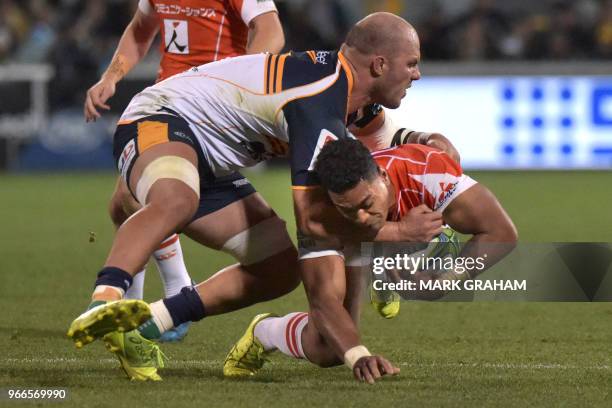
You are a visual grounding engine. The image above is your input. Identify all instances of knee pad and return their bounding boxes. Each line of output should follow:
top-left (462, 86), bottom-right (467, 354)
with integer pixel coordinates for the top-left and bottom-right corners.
top-left (221, 216), bottom-right (294, 265)
top-left (135, 156), bottom-right (200, 205)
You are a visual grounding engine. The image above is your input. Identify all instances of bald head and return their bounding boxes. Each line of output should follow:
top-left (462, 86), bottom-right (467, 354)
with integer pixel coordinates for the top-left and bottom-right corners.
top-left (344, 12), bottom-right (418, 56)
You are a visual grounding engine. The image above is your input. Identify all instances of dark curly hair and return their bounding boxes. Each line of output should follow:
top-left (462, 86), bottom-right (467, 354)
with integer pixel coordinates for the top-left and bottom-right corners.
top-left (314, 138), bottom-right (378, 193)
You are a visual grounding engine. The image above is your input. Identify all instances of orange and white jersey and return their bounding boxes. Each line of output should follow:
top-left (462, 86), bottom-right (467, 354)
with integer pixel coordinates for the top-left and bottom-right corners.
top-left (138, 0), bottom-right (278, 81)
top-left (119, 50), bottom-right (354, 183)
top-left (372, 144), bottom-right (477, 218)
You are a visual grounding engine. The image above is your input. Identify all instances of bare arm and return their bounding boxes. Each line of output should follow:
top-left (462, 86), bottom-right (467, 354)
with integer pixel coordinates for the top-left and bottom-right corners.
top-left (84, 9), bottom-right (159, 121)
top-left (301, 255), bottom-right (400, 383)
top-left (293, 190), bottom-right (442, 245)
top-left (443, 183), bottom-right (518, 270)
top-left (404, 131), bottom-right (461, 163)
top-left (246, 11), bottom-right (285, 54)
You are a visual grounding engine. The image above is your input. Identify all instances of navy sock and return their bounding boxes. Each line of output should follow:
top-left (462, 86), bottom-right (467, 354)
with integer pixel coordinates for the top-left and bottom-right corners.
top-left (163, 286), bottom-right (206, 326)
top-left (94, 266), bottom-right (133, 293)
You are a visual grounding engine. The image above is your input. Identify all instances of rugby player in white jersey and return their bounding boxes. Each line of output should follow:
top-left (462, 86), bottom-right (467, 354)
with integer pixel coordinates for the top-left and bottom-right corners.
top-left (67, 13), bottom-right (448, 381)
top-left (82, 0), bottom-right (286, 343)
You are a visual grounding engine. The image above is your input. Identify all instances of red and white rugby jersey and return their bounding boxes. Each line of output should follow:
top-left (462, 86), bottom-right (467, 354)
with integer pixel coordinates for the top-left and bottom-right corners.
top-left (138, 0), bottom-right (277, 81)
top-left (372, 144), bottom-right (477, 218)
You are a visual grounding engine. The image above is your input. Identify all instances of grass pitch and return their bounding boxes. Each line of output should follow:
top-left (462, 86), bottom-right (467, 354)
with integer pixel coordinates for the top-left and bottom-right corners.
top-left (1, 169), bottom-right (611, 407)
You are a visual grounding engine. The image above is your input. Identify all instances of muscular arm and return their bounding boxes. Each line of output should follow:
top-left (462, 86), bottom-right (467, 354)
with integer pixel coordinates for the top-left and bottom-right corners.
top-left (293, 189), bottom-right (375, 248)
top-left (84, 9), bottom-right (159, 121)
top-left (300, 256), bottom-right (360, 357)
top-left (406, 183), bottom-right (517, 300)
top-left (293, 190), bottom-right (441, 245)
top-left (247, 11), bottom-right (285, 54)
top-left (404, 131), bottom-right (461, 163)
top-left (443, 183), bottom-right (518, 271)
top-left (102, 9), bottom-right (159, 84)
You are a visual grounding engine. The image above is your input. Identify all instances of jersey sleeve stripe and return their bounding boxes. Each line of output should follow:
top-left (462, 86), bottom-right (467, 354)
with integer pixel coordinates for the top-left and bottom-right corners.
top-left (291, 185), bottom-right (322, 191)
top-left (264, 54), bottom-right (271, 95)
top-left (274, 72), bottom-right (341, 121)
top-left (337, 52), bottom-right (354, 121)
top-left (268, 55), bottom-right (279, 94)
top-left (274, 53), bottom-right (288, 93)
top-left (306, 51), bottom-right (316, 63)
top-left (270, 55), bottom-right (280, 93)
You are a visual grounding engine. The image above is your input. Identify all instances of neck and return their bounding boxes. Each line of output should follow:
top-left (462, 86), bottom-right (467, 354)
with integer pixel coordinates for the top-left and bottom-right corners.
top-left (340, 45), bottom-right (373, 114)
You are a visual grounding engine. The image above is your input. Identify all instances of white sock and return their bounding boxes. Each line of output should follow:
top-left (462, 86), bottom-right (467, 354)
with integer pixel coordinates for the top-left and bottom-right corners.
top-left (254, 312), bottom-right (309, 359)
top-left (154, 234), bottom-right (193, 297)
top-left (124, 270), bottom-right (145, 299)
top-left (150, 300), bottom-right (175, 334)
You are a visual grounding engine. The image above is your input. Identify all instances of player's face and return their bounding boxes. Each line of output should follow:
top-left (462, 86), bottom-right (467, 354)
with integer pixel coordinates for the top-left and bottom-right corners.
top-left (328, 173), bottom-right (391, 232)
top-left (376, 41), bottom-right (421, 109)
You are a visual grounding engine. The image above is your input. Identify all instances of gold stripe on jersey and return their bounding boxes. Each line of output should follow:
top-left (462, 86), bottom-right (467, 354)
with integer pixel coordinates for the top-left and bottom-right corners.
top-left (274, 53), bottom-right (288, 93)
top-left (263, 54), bottom-right (272, 95)
top-left (137, 121), bottom-right (169, 153)
top-left (273, 59), bottom-right (345, 122)
top-left (267, 54), bottom-right (278, 94)
top-left (291, 185), bottom-right (321, 191)
top-left (337, 51), bottom-right (354, 122)
top-left (306, 51), bottom-right (316, 63)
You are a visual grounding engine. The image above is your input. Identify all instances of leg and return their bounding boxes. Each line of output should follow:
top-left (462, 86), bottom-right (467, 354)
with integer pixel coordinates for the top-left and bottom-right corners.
top-left (68, 138), bottom-right (201, 346)
top-left (105, 142), bottom-right (199, 274)
top-left (109, 177), bottom-right (147, 300)
top-left (224, 255), bottom-right (365, 376)
top-left (182, 192), bottom-right (299, 316)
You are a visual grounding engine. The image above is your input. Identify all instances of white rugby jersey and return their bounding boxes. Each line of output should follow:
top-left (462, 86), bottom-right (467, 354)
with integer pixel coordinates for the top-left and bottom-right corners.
top-left (119, 50), bottom-right (354, 187)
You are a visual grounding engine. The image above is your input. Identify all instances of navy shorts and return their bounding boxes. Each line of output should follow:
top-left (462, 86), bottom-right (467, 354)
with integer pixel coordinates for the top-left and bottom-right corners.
top-left (112, 112), bottom-right (256, 221)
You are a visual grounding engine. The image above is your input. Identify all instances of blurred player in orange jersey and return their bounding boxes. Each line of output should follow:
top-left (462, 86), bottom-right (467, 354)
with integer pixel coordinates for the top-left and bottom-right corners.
top-left (82, 0), bottom-right (285, 342)
top-left (225, 139), bottom-right (517, 384)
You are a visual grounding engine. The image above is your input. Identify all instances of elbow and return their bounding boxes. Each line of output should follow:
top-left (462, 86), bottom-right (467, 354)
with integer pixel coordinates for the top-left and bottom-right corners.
top-left (495, 218), bottom-right (518, 252)
top-left (275, 29), bottom-right (286, 53)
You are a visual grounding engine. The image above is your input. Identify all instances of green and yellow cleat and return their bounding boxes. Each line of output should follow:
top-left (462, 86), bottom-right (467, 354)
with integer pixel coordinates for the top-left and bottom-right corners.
top-left (223, 313), bottom-right (275, 378)
top-left (370, 286), bottom-right (401, 319)
top-left (67, 300), bottom-right (151, 348)
top-left (103, 330), bottom-right (167, 381)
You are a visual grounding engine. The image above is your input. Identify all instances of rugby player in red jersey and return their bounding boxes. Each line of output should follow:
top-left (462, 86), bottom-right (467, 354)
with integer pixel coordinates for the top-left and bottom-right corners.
top-left (224, 139), bottom-right (517, 384)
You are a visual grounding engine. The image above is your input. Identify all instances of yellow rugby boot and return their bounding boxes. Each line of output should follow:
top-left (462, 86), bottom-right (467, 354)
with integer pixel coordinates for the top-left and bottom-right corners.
top-left (370, 285), bottom-right (401, 319)
top-left (67, 300), bottom-right (151, 348)
top-left (103, 330), bottom-right (167, 381)
top-left (223, 313), bottom-right (276, 377)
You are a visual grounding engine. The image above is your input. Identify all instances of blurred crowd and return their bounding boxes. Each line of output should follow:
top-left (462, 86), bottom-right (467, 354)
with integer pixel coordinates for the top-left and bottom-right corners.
top-left (0, 0), bottom-right (610, 89)
top-left (1, 0), bottom-right (611, 65)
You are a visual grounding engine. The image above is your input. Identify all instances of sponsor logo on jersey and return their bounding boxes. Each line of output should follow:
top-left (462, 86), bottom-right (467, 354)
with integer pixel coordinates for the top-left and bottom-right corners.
top-left (164, 19), bottom-right (189, 54)
top-left (118, 139), bottom-right (136, 180)
top-left (315, 51), bottom-right (331, 65)
top-left (233, 178), bottom-right (251, 188)
top-left (155, 4), bottom-right (216, 18)
top-left (308, 129), bottom-right (338, 171)
top-left (436, 182), bottom-right (458, 210)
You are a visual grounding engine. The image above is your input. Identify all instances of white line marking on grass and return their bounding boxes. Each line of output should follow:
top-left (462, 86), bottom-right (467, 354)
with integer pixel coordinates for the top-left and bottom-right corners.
top-left (3, 358), bottom-right (610, 371)
top-left (398, 362), bottom-right (610, 370)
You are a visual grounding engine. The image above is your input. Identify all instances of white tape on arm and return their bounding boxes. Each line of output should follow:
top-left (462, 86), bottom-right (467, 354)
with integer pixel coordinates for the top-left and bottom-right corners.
top-left (344, 345), bottom-right (371, 369)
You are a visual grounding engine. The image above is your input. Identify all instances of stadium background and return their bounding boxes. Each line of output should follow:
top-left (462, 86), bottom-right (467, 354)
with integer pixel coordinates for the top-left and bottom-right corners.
top-left (1, 0), bottom-right (611, 406)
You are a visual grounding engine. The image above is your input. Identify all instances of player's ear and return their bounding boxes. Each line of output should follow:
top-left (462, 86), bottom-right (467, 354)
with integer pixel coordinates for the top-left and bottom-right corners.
top-left (378, 166), bottom-right (388, 182)
top-left (370, 56), bottom-right (385, 77)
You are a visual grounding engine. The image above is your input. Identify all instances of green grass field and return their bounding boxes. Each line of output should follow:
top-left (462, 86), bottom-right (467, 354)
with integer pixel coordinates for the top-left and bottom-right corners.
top-left (1, 169), bottom-right (611, 407)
